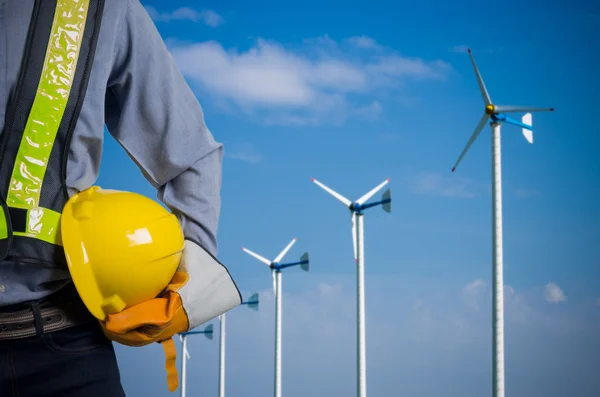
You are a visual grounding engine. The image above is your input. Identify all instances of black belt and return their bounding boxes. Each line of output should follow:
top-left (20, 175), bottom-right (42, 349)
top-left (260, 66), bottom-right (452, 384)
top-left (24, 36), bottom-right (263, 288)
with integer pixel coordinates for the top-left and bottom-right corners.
top-left (0, 285), bottom-right (95, 340)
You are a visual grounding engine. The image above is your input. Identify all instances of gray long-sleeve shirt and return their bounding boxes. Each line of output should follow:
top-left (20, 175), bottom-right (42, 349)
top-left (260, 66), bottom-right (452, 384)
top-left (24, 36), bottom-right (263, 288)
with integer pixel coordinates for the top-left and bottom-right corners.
top-left (0, 0), bottom-right (224, 306)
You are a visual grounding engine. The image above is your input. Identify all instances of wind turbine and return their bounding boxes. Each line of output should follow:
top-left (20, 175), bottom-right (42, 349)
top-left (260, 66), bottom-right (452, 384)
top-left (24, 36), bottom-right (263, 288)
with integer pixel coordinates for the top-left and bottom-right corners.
top-left (311, 177), bottom-right (391, 397)
top-left (178, 324), bottom-right (214, 397)
top-left (242, 238), bottom-right (310, 397)
top-left (451, 48), bottom-right (554, 397)
top-left (217, 293), bottom-right (260, 397)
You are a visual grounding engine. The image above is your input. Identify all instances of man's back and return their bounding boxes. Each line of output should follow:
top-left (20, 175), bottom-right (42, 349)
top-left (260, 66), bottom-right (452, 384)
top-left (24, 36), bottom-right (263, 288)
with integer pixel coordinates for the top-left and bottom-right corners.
top-left (0, 0), bottom-right (224, 307)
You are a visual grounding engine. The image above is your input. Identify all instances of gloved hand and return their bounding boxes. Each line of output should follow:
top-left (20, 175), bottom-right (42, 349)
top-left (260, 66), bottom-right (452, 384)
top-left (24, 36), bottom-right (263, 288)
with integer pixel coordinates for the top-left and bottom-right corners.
top-left (100, 271), bottom-right (190, 347)
top-left (99, 240), bottom-right (242, 392)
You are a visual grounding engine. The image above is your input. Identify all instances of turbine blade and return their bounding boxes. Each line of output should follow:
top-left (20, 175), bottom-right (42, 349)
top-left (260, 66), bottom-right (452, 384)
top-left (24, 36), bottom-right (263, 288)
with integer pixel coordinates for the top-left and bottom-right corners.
top-left (184, 346), bottom-right (190, 360)
top-left (311, 178), bottom-right (352, 207)
top-left (242, 247), bottom-right (272, 266)
top-left (493, 105), bottom-right (554, 113)
top-left (356, 178), bottom-right (391, 205)
top-left (351, 213), bottom-right (358, 262)
top-left (452, 113), bottom-right (490, 172)
top-left (272, 269), bottom-right (277, 296)
top-left (468, 49), bottom-right (492, 105)
top-left (274, 238), bottom-right (297, 263)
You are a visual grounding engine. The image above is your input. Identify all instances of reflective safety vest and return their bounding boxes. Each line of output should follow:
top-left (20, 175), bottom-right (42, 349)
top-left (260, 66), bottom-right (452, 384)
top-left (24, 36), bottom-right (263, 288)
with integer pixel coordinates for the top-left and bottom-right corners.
top-left (0, 0), bottom-right (105, 266)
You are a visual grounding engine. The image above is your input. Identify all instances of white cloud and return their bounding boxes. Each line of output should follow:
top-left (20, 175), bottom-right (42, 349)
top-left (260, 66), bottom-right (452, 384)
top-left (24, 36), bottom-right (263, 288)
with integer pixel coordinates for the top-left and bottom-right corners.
top-left (346, 35), bottom-right (381, 49)
top-left (504, 285), bottom-right (515, 298)
top-left (366, 57), bottom-right (449, 81)
top-left (318, 282), bottom-right (342, 300)
top-left (544, 282), bottom-right (567, 303)
top-left (464, 279), bottom-right (486, 293)
top-left (168, 36), bottom-right (452, 125)
top-left (411, 298), bottom-right (434, 341)
top-left (462, 279), bottom-right (486, 311)
top-left (145, 6), bottom-right (224, 27)
top-left (461, 280), bottom-right (536, 324)
top-left (224, 143), bottom-right (262, 163)
top-left (409, 170), bottom-right (481, 198)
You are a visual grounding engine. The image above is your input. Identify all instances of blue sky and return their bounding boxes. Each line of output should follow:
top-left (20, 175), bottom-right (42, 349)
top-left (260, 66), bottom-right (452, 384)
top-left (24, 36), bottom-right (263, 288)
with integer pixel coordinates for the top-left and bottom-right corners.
top-left (99, 0), bottom-right (600, 396)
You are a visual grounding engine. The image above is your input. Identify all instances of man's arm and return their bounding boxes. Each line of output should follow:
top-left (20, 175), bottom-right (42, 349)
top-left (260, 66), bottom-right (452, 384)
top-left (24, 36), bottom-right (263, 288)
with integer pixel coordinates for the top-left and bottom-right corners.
top-left (102, 0), bottom-right (241, 331)
top-left (104, 0), bottom-right (221, 255)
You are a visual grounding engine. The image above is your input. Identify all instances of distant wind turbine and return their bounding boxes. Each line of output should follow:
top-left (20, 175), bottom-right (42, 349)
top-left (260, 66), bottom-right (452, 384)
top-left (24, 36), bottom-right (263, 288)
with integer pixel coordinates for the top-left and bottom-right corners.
top-left (242, 238), bottom-right (310, 397)
top-left (311, 177), bottom-right (391, 397)
top-left (218, 293), bottom-right (260, 397)
top-left (179, 324), bottom-right (214, 397)
top-left (451, 48), bottom-right (554, 397)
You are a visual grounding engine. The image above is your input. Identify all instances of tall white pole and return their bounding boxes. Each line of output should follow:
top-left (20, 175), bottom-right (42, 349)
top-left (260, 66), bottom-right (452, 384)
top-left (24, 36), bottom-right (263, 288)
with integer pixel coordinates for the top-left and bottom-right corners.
top-left (356, 213), bottom-right (367, 397)
top-left (181, 335), bottom-right (187, 397)
top-left (218, 314), bottom-right (226, 397)
top-left (491, 122), bottom-right (505, 397)
top-left (275, 271), bottom-right (281, 397)
top-left (274, 270), bottom-right (282, 397)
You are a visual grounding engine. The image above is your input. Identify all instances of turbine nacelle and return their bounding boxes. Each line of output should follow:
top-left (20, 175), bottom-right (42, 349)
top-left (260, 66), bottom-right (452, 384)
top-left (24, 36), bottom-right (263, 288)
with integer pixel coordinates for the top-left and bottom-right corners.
top-left (312, 178), bottom-right (391, 214)
top-left (242, 238), bottom-right (310, 295)
top-left (312, 178), bottom-right (392, 261)
top-left (349, 202), bottom-right (361, 213)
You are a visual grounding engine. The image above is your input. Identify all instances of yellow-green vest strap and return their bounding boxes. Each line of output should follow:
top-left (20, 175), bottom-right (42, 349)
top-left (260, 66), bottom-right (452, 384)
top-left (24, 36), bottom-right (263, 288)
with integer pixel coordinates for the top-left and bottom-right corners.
top-left (0, 0), bottom-right (105, 264)
top-left (9, 207), bottom-right (63, 246)
top-left (7, 0), bottom-right (91, 212)
top-left (0, 208), bottom-right (8, 240)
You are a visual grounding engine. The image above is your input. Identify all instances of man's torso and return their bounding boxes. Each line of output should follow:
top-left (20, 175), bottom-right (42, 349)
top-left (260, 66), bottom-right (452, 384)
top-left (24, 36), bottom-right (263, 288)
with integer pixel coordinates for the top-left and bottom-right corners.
top-left (0, 0), bottom-right (126, 306)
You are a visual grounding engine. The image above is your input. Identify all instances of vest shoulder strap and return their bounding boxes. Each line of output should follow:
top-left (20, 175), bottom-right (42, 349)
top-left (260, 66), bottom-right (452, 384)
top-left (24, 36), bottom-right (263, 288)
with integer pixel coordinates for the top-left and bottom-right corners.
top-left (0, 0), bottom-right (105, 265)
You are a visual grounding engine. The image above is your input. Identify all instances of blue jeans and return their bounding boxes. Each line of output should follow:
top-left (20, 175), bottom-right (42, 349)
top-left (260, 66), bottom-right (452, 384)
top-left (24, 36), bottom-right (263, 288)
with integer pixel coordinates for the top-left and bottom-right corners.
top-left (0, 316), bottom-right (126, 396)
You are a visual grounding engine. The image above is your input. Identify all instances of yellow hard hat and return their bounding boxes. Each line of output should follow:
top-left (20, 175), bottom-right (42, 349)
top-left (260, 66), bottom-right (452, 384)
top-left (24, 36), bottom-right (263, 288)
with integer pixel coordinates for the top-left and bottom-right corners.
top-left (61, 186), bottom-right (184, 321)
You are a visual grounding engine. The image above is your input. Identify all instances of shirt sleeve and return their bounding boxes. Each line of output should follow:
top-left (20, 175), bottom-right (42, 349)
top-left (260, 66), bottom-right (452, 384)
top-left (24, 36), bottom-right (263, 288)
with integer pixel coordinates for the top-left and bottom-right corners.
top-left (103, 0), bottom-right (222, 255)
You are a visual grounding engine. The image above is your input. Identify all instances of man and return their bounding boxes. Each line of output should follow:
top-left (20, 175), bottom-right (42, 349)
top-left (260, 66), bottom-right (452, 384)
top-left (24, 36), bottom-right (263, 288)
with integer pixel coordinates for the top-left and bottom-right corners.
top-left (0, 0), bottom-right (241, 395)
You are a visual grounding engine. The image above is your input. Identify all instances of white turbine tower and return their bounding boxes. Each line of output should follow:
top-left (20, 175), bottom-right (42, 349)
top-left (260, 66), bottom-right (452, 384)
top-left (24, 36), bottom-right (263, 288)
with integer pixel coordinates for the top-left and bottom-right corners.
top-left (217, 293), bottom-right (259, 397)
top-left (242, 238), bottom-right (310, 397)
top-left (451, 48), bottom-right (554, 397)
top-left (178, 323), bottom-right (214, 397)
top-left (311, 177), bottom-right (392, 397)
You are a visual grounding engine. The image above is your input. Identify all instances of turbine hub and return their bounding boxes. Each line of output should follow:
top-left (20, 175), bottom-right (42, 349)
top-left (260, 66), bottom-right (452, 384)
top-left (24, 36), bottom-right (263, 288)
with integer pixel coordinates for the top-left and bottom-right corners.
top-left (485, 104), bottom-right (496, 114)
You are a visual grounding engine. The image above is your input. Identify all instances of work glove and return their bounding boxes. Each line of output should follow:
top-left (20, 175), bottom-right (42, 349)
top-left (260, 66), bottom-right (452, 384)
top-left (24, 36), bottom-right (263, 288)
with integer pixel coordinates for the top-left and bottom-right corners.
top-left (99, 240), bottom-right (242, 392)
